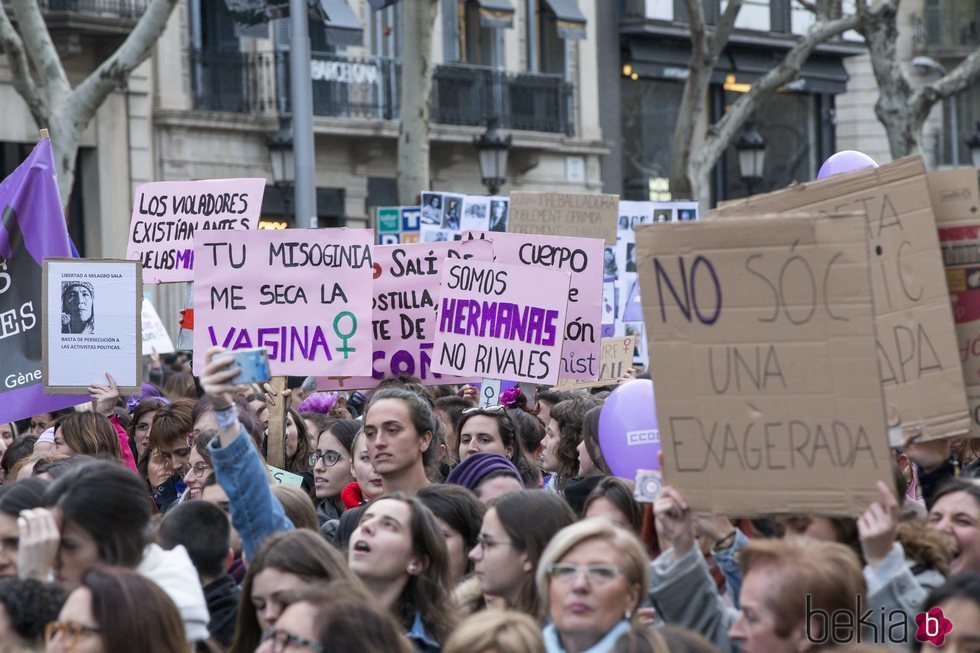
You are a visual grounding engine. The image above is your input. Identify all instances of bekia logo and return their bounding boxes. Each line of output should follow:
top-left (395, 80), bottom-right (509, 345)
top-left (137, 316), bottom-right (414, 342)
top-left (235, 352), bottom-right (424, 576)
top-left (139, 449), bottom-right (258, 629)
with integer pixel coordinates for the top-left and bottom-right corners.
top-left (915, 608), bottom-right (953, 646)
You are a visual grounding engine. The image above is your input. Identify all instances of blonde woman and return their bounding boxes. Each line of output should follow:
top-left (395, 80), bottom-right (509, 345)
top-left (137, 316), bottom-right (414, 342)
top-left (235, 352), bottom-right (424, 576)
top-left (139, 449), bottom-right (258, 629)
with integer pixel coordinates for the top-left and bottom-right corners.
top-left (444, 610), bottom-right (545, 653)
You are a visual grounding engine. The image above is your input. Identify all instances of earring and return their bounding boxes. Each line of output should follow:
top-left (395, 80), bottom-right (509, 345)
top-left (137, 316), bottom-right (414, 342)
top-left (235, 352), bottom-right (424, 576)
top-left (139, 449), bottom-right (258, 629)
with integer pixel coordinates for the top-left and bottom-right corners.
top-left (625, 609), bottom-right (633, 620)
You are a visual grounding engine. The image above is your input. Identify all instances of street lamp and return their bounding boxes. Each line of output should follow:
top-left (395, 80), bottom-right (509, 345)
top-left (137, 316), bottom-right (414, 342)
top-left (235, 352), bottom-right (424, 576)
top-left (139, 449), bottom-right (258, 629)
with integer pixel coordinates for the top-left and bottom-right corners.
top-left (268, 124), bottom-right (295, 223)
top-left (473, 116), bottom-right (512, 195)
top-left (735, 122), bottom-right (766, 196)
top-left (912, 56), bottom-right (959, 166)
top-left (968, 122), bottom-right (980, 168)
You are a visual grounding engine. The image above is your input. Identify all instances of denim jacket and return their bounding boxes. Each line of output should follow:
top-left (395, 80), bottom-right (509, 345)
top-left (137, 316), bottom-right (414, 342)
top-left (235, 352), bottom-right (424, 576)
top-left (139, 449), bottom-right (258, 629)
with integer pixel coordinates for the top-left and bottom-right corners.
top-left (208, 426), bottom-right (293, 560)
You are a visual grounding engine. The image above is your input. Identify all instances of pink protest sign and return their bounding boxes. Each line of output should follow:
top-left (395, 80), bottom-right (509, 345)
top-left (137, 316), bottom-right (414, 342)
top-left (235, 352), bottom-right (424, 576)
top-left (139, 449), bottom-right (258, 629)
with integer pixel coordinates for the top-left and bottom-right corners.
top-left (193, 228), bottom-right (374, 376)
top-left (464, 231), bottom-right (604, 381)
top-left (127, 178), bottom-right (265, 283)
top-left (432, 259), bottom-right (570, 385)
top-left (318, 239), bottom-right (494, 390)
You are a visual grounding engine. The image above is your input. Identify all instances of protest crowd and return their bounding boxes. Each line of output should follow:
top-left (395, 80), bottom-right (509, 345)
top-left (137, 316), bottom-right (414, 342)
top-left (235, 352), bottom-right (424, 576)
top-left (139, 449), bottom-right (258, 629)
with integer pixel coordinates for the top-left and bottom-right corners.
top-left (0, 353), bottom-right (978, 653)
top-left (1, 140), bottom-right (980, 653)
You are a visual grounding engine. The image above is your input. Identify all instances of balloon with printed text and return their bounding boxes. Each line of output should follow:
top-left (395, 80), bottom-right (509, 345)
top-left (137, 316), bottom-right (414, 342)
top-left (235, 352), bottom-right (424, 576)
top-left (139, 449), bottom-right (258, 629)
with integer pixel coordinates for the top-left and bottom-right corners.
top-left (598, 379), bottom-right (660, 478)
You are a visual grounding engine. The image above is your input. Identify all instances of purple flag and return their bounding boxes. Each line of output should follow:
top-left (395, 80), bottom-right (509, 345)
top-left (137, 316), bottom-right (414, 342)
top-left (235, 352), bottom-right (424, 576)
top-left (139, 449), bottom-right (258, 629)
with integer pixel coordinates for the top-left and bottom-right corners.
top-left (0, 139), bottom-right (86, 424)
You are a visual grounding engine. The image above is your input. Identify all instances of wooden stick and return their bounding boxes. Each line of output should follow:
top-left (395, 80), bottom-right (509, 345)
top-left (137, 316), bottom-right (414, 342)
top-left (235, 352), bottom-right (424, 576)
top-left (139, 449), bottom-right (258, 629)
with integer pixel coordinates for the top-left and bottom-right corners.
top-left (39, 128), bottom-right (49, 139)
top-left (266, 376), bottom-right (288, 469)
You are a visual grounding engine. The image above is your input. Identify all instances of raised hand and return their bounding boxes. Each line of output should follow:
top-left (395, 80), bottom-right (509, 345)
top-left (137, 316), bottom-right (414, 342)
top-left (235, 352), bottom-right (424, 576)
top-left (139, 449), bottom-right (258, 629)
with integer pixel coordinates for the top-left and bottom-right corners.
top-left (200, 347), bottom-right (240, 410)
top-left (654, 485), bottom-right (696, 557)
top-left (88, 372), bottom-right (120, 416)
top-left (857, 480), bottom-right (900, 567)
top-left (17, 508), bottom-right (61, 581)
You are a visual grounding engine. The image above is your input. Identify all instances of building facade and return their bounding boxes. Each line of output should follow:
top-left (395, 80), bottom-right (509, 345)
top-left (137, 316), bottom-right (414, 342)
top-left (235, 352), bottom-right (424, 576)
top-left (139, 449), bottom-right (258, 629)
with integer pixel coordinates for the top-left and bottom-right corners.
top-left (598, 0), bottom-right (979, 203)
top-left (0, 0), bottom-right (605, 332)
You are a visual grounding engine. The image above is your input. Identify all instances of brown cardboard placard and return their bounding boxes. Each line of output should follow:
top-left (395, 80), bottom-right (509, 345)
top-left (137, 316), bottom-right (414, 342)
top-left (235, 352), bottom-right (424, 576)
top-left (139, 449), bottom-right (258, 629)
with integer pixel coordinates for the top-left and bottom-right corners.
top-left (555, 336), bottom-right (635, 390)
top-left (710, 157), bottom-right (969, 443)
top-left (266, 376), bottom-right (289, 469)
top-left (42, 258), bottom-right (143, 395)
top-left (929, 168), bottom-right (980, 439)
top-left (635, 213), bottom-right (892, 516)
top-left (508, 191), bottom-right (619, 244)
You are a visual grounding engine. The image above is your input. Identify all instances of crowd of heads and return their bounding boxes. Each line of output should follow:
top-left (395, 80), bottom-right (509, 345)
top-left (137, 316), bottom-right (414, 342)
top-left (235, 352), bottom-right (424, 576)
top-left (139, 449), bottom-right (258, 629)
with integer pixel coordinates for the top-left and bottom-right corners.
top-left (0, 353), bottom-right (978, 653)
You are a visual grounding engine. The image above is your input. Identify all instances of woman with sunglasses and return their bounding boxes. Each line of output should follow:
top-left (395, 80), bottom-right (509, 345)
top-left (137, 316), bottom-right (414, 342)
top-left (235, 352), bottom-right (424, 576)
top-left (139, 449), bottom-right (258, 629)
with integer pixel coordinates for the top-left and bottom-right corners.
top-left (535, 518), bottom-right (650, 653)
top-left (46, 566), bottom-right (191, 653)
top-left (457, 406), bottom-right (538, 489)
top-left (309, 419), bottom-right (359, 526)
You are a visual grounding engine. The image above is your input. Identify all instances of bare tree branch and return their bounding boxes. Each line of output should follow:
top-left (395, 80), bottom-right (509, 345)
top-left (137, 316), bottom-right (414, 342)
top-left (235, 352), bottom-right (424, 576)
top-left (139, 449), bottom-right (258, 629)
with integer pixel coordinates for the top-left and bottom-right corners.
top-left (11, 0), bottom-right (69, 105)
top-left (709, 0), bottom-right (744, 61)
top-left (66, 0), bottom-right (178, 127)
top-left (795, 0), bottom-right (818, 14)
top-left (0, 5), bottom-right (48, 124)
top-left (913, 46), bottom-right (980, 120)
top-left (697, 11), bottom-right (862, 171)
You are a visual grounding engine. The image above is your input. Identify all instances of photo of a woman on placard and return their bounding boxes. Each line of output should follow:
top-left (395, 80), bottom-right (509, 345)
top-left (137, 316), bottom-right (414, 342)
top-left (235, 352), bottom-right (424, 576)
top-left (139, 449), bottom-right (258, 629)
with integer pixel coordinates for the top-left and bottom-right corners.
top-left (62, 280), bottom-right (95, 334)
top-left (489, 199), bottom-right (508, 232)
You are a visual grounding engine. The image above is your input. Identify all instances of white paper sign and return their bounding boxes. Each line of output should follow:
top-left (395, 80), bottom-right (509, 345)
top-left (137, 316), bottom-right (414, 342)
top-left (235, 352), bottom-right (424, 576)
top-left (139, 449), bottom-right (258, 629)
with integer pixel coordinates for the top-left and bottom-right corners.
top-left (141, 298), bottom-right (175, 355)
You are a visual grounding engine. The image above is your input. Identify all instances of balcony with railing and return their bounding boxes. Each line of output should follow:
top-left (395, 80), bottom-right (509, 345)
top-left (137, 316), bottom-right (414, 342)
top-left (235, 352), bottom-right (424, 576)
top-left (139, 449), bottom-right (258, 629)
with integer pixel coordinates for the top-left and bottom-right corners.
top-left (187, 48), bottom-right (575, 136)
top-left (916, 0), bottom-right (980, 52)
top-left (2, 0), bottom-right (149, 33)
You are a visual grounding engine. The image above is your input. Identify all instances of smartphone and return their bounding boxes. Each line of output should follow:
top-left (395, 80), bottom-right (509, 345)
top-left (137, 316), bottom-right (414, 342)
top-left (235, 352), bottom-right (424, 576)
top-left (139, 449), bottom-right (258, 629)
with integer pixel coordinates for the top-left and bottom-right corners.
top-left (214, 348), bottom-right (271, 385)
top-left (633, 469), bottom-right (663, 504)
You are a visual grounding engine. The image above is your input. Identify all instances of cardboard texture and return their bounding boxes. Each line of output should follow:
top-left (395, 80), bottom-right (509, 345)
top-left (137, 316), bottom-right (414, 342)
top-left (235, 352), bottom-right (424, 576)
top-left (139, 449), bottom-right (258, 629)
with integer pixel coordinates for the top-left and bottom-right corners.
top-left (42, 258), bottom-right (143, 394)
top-left (266, 376), bottom-right (288, 469)
top-left (555, 336), bottom-right (635, 390)
top-left (929, 168), bottom-right (980, 438)
top-left (711, 157), bottom-right (969, 442)
top-left (634, 214), bottom-right (892, 516)
top-left (508, 192), bottom-right (619, 244)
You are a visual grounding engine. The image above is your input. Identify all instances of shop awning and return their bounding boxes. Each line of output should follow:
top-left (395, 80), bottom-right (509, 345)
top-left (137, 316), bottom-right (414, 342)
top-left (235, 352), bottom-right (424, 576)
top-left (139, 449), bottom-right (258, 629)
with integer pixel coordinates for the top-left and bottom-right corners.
top-left (476, 0), bottom-right (515, 29)
top-left (319, 0), bottom-right (363, 46)
top-left (626, 39), bottom-right (850, 94)
top-left (542, 0), bottom-right (586, 40)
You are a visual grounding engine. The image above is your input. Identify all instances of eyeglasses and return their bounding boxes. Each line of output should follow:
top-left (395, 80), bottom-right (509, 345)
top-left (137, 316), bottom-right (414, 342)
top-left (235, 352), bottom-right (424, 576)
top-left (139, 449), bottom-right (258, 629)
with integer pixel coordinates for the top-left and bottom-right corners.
top-left (260, 627), bottom-right (323, 653)
top-left (462, 405), bottom-right (506, 415)
top-left (475, 534), bottom-right (515, 551)
top-left (308, 450), bottom-right (344, 468)
top-left (547, 563), bottom-right (623, 585)
top-left (45, 621), bottom-right (102, 649)
top-left (187, 462), bottom-right (212, 478)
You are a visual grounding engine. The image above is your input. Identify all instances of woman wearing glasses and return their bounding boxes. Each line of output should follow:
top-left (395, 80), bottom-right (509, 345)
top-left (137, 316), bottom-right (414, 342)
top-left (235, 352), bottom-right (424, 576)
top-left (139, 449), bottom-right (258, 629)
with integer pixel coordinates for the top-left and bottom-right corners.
top-left (457, 406), bottom-right (539, 489)
top-left (46, 566), bottom-right (190, 653)
top-left (309, 419), bottom-right (359, 526)
top-left (468, 491), bottom-right (576, 618)
top-left (182, 430), bottom-right (216, 502)
top-left (535, 518), bottom-right (650, 653)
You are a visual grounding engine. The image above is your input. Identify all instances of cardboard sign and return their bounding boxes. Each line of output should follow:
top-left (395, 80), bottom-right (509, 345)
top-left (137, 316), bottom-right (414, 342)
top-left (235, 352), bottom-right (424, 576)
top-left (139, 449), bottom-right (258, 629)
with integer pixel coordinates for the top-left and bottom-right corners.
top-left (43, 259), bottom-right (142, 394)
top-left (635, 214), bottom-right (893, 516)
top-left (464, 231), bottom-right (604, 381)
top-left (193, 228), bottom-right (374, 376)
top-left (711, 157), bottom-right (969, 442)
top-left (318, 240), bottom-right (493, 390)
top-left (508, 192), bottom-right (619, 244)
top-left (432, 259), bottom-right (570, 385)
top-left (141, 298), bottom-right (175, 355)
top-left (555, 336), bottom-right (635, 390)
top-left (127, 178), bottom-right (265, 283)
top-left (929, 168), bottom-right (980, 438)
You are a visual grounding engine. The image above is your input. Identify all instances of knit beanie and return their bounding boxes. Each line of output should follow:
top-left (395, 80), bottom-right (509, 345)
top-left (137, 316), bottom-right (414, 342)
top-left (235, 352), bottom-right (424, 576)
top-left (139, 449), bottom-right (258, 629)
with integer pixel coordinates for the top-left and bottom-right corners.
top-left (445, 452), bottom-right (523, 491)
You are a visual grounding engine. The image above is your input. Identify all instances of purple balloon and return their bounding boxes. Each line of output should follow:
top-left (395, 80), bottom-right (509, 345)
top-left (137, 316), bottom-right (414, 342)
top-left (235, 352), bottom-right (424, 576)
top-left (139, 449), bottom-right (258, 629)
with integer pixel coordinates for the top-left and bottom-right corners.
top-left (598, 379), bottom-right (660, 479)
top-left (816, 150), bottom-right (878, 180)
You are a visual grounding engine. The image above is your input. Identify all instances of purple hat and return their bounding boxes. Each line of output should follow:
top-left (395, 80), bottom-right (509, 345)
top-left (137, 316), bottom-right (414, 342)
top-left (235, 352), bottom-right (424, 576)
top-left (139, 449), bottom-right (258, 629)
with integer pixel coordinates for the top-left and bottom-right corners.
top-left (446, 453), bottom-right (523, 491)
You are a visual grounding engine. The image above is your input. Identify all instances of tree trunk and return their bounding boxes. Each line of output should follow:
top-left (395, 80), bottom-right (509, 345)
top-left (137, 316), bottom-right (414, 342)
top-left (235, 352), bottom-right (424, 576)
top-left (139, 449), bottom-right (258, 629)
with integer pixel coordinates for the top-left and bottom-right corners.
top-left (397, 0), bottom-right (439, 206)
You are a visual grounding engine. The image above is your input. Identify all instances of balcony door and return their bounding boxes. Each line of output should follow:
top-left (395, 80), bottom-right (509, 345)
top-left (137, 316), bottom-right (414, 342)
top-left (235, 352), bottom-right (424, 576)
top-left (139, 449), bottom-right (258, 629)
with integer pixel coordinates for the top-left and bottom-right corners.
top-left (193, 1), bottom-right (245, 112)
